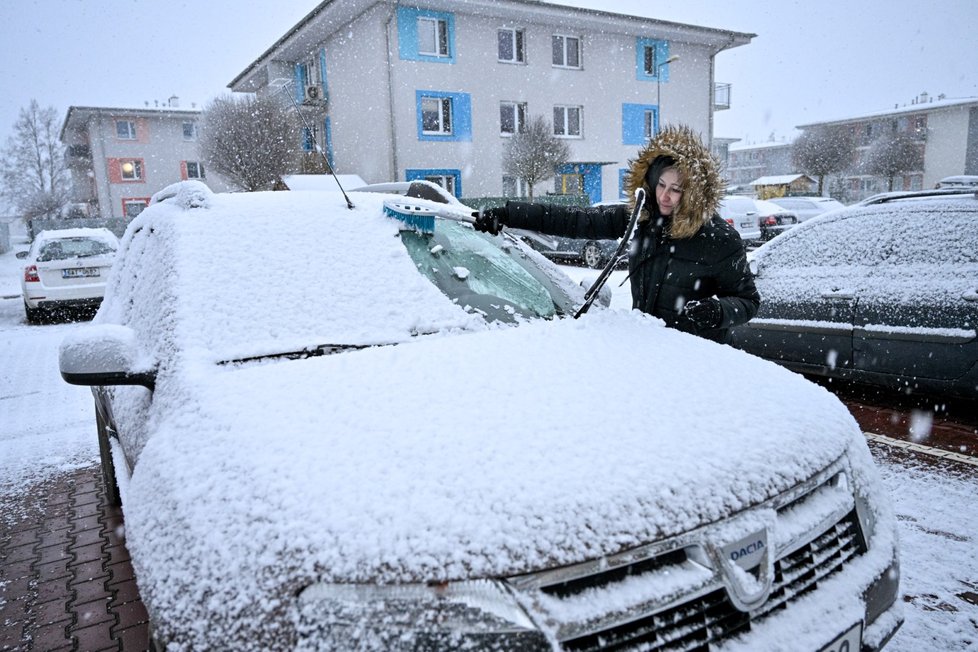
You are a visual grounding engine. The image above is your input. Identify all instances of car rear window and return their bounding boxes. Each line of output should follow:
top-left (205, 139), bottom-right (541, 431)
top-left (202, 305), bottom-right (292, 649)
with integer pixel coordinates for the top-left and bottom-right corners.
top-left (36, 237), bottom-right (116, 262)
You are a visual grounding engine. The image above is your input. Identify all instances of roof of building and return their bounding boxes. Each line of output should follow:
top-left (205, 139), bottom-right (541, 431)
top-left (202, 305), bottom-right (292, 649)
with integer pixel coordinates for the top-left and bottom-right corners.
top-left (60, 104), bottom-right (201, 140)
top-left (796, 96), bottom-right (978, 129)
top-left (750, 174), bottom-right (815, 186)
top-left (228, 0), bottom-right (755, 91)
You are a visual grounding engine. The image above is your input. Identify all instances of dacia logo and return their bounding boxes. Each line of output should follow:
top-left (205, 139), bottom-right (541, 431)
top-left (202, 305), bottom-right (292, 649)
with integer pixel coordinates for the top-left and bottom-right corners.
top-left (729, 539), bottom-right (765, 562)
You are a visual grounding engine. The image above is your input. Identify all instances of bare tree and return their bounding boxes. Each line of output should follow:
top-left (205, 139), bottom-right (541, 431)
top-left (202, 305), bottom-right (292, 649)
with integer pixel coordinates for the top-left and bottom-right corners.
top-left (502, 115), bottom-right (570, 200)
top-left (862, 133), bottom-right (924, 191)
top-left (198, 94), bottom-right (301, 191)
top-left (0, 100), bottom-right (70, 220)
top-left (792, 126), bottom-right (856, 195)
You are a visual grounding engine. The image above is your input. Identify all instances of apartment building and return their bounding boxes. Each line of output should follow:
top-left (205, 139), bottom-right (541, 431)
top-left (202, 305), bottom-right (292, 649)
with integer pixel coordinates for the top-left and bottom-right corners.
top-left (228, 0), bottom-right (753, 204)
top-left (60, 102), bottom-right (234, 221)
top-left (724, 139), bottom-right (795, 192)
top-left (798, 94), bottom-right (978, 203)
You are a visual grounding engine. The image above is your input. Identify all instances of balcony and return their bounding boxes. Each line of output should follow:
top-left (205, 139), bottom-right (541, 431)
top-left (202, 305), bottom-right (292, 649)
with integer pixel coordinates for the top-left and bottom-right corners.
top-left (65, 144), bottom-right (91, 167)
top-left (714, 83), bottom-right (731, 111)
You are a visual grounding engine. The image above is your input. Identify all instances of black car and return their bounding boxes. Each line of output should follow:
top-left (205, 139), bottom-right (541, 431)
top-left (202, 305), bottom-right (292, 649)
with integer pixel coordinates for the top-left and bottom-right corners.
top-left (507, 228), bottom-right (621, 269)
top-left (730, 188), bottom-right (978, 399)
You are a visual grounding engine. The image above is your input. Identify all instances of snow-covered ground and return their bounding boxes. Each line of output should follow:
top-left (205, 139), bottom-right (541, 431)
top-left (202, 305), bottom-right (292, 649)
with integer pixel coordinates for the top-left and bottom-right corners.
top-left (0, 218), bottom-right (975, 650)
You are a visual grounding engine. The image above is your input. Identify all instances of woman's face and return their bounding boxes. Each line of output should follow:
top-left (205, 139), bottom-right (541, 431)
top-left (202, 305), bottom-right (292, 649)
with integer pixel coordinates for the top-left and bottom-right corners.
top-left (655, 167), bottom-right (683, 216)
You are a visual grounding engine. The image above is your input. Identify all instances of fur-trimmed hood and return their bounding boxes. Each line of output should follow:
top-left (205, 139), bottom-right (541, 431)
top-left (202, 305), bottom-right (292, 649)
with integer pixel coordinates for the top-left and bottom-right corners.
top-left (624, 125), bottom-right (725, 239)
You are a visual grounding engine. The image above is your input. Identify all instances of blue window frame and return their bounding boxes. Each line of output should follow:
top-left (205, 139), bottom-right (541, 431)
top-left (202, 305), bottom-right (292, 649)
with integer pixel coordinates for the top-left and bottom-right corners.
top-left (324, 117), bottom-right (334, 169)
top-left (405, 168), bottom-right (462, 198)
top-left (301, 127), bottom-right (316, 152)
top-left (415, 91), bottom-right (472, 142)
top-left (636, 38), bottom-right (671, 82)
top-left (622, 103), bottom-right (658, 145)
top-left (398, 7), bottom-right (456, 64)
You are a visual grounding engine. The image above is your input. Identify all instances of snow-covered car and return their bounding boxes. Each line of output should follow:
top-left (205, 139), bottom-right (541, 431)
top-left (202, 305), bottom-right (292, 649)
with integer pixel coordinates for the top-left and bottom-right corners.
top-left (731, 189), bottom-right (978, 400)
top-left (767, 196), bottom-right (845, 222)
top-left (59, 181), bottom-right (901, 651)
top-left (17, 226), bottom-right (119, 323)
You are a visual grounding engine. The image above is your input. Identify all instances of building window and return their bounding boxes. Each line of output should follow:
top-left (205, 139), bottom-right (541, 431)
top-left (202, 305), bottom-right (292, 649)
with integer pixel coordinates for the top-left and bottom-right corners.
top-left (498, 28), bottom-right (525, 63)
top-left (636, 38), bottom-right (670, 81)
top-left (502, 175), bottom-right (529, 198)
top-left (553, 105), bottom-right (582, 137)
top-left (182, 121), bottom-right (197, 141)
top-left (421, 97), bottom-right (452, 135)
top-left (302, 126), bottom-right (318, 151)
top-left (644, 110), bottom-right (656, 139)
top-left (416, 91), bottom-right (471, 142)
top-left (116, 120), bottom-right (136, 140)
top-left (120, 159), bottom-right (143, 181)
top-left (406, 168), bottom-right (462, 198)
top-left (552, 34), bottom-right (581, 68)
top-left (122, 198), bottom-right (149, 218)
top-left (558, 173), bottom-right (584, 195)
top-left (500, 101), bottom-right (527, 136)
top-left (418, 16), bottom-right (449, 56)
top-left (186, 161), bottom-right (205, 179)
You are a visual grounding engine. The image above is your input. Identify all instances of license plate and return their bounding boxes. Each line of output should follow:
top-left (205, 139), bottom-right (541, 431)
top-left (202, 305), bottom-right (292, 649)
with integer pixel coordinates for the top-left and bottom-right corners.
top-left (740, 221), bottom-right (753, 228)
top-left (819, 622), bottom-right (862, 652)
top-left (63, 267), bottom-right (99, 278)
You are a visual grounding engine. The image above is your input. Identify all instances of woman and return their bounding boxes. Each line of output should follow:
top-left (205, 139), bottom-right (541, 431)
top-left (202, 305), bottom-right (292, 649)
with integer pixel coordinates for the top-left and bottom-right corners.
top-left (475, 124), bottom-right (759, 343)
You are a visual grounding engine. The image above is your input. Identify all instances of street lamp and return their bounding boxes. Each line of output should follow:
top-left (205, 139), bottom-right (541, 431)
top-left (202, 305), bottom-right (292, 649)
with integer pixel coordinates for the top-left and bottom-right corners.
top-left (656, 54), bottom-right (680, 132)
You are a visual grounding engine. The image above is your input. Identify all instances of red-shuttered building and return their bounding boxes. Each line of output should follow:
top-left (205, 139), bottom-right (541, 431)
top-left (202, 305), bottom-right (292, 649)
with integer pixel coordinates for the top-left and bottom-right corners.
top-left (59, 101), bottom-right (234, 222)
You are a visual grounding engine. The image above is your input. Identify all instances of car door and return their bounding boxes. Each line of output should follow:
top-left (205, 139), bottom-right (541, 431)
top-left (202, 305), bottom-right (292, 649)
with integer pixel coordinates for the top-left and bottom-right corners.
top-left (852, 206), bottom-right (978, 384)
top-left (731, 213), bottom-right (884, 373)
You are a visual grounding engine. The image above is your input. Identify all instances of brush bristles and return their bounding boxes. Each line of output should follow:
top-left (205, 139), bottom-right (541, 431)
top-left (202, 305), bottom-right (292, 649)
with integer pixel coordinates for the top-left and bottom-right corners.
top-left (384, 204), bottom-right (436, 234)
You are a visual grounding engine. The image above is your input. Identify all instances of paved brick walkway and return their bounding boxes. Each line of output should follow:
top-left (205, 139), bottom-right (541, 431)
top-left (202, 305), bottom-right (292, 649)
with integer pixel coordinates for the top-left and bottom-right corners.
top-left (0, 466), bottom-right (148, 651)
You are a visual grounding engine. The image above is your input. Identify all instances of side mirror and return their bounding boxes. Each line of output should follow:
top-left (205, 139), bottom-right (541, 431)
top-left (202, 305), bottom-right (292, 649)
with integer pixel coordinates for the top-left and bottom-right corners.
top-left (59, 325), bottom-right (155, 390)
top-left (748, 258), bottom-right (759, 277)
top-left (15, 251), bottom-right (28, 259)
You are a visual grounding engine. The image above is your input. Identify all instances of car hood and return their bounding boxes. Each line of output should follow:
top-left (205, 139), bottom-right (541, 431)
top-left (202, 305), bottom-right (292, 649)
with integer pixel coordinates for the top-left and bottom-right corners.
top-left (122, 310), bottom-right (859, 643)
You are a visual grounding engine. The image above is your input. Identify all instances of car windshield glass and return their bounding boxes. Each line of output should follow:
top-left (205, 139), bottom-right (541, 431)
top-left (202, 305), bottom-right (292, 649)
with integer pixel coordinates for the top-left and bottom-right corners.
top-left (399, 219), bottom-right (572, 323)
top-left (37, 237), bottom-right (115, 261)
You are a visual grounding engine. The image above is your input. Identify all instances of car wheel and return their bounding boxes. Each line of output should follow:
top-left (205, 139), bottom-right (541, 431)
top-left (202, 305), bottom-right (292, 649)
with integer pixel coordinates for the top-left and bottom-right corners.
top-left (582, 242), bottom-right (605, 269)
top-left (96, 404), bottom-right (122, 507)
top-left (24, 302), bottom-right (43, 324)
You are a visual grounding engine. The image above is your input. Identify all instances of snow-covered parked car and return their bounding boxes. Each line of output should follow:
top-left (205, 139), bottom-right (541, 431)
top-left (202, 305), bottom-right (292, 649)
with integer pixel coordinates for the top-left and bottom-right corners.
top-left (731, 188), bottom-right (978, 400)
top-left (59, 181), bottom-right (902, 651)
top-left (17, 226), bottom-right (119, 323)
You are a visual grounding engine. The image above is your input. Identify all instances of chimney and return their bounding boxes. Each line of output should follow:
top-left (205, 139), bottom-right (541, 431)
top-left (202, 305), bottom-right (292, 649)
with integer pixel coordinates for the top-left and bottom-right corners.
top-left (919, 91), bottom-right (929, 104)
top-left (168, 95), bottom-right (180, 108)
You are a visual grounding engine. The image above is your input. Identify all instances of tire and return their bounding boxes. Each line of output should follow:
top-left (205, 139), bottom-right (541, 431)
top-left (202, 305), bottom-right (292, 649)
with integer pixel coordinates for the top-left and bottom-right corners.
top-left (96, 404), bottom-right (122, 507)
top-left (24, 301), bottom-right (43, 325)
top-left (582, 241), bottom-right (605, 269)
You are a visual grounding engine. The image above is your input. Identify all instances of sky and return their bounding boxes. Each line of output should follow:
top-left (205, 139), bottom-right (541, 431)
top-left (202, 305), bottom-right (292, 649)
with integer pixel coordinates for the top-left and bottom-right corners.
top-left (1, 1), bottom-right (975, 148)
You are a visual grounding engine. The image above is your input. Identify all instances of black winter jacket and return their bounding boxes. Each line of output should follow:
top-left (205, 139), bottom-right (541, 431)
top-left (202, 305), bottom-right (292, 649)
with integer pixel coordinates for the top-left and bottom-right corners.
top-left (504, 202), bottom-right (760, 343)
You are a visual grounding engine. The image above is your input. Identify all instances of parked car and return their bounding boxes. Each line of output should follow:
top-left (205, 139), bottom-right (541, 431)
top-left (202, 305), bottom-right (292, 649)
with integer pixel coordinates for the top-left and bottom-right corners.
top-left (717, 195), bottom-right (764, 244)
top-left (59, 181), bottom-right (900, 651)
top-left (17, 227), bottom-right (119, 323)
top-left (936, 174), bottom-right (978, 189)
top-left (768, 195), bottom-right (845, 222)
top-left (731, 188), bottom-right (978, 400)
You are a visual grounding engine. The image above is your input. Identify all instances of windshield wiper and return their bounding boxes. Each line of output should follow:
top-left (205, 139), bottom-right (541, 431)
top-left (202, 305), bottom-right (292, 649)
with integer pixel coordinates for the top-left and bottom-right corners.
top-left (219, 343), bottom-right (372, 367)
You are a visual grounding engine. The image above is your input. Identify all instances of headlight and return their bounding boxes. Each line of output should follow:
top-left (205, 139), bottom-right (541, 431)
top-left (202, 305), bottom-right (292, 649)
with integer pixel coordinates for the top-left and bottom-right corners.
top-left (297, 579), bottom-right (550, 651)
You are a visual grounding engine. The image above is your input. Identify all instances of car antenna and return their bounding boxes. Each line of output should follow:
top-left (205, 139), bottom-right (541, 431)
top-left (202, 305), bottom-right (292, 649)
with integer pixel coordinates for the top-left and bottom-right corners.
top-left (269, 78), bottom-right (354, 210)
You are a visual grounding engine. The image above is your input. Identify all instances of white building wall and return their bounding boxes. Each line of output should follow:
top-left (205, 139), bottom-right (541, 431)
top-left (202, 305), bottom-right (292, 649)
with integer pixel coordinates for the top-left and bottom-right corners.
top-left (923, 107), bottom-right (971, 188)
top-left (318, 5), bottom-right (716, 201)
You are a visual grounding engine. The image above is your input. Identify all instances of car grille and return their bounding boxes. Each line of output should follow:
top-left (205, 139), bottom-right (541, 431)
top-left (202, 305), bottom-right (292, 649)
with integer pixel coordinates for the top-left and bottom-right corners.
top-left (508, 461), bottom-right (866, 651)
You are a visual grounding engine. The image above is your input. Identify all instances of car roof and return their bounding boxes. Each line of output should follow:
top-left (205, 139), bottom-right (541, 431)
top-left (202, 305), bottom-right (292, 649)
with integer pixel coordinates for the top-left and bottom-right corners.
top-left (858, 188), bottom-right (978, 205)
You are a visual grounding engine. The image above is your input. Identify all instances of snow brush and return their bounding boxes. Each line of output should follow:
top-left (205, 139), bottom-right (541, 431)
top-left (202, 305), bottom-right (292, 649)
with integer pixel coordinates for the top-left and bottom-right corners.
top-left (383, 199), bottom-right (478, 234)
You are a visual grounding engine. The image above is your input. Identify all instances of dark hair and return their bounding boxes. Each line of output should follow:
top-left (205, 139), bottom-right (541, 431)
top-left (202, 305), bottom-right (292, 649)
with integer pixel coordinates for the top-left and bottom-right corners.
top-left (644, 155), bottom-right (677, 191)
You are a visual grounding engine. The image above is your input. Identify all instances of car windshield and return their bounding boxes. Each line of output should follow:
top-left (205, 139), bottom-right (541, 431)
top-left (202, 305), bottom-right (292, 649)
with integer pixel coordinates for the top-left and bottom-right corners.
top-left (37, 237), bottom-right (115, 262)
top-left (399, 219), bottom-right (574, 323)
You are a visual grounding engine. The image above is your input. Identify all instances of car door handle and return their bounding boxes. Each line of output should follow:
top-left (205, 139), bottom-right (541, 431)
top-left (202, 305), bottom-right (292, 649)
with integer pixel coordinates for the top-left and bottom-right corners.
top-left (963, 291), bottom-right (978, 302)
top-left (821, 288), bottom-right (854, 300)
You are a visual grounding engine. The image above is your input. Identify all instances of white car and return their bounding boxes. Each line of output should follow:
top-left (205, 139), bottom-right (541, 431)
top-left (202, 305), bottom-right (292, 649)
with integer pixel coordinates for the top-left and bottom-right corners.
top-left (768, 196), bottom-right (846, 222)
top-left (59, 181), bottom-right (901, 651)
top-left (18, 227), bottom-right (119, 323)
top-left (717, 195), bottom-right (764, 244)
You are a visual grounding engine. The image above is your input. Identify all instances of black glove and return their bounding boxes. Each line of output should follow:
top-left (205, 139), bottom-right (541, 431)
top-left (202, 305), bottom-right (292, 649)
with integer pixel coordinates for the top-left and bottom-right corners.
top-left (473, 206), bottom-right (507, 235)
top-left (683, 298), bottom-right (722, 330)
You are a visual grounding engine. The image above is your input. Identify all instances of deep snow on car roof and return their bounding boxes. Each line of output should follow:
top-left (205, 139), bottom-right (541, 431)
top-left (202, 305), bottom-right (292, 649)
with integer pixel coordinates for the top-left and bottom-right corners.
top-left (97, 189), bottom-right (486, 362)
